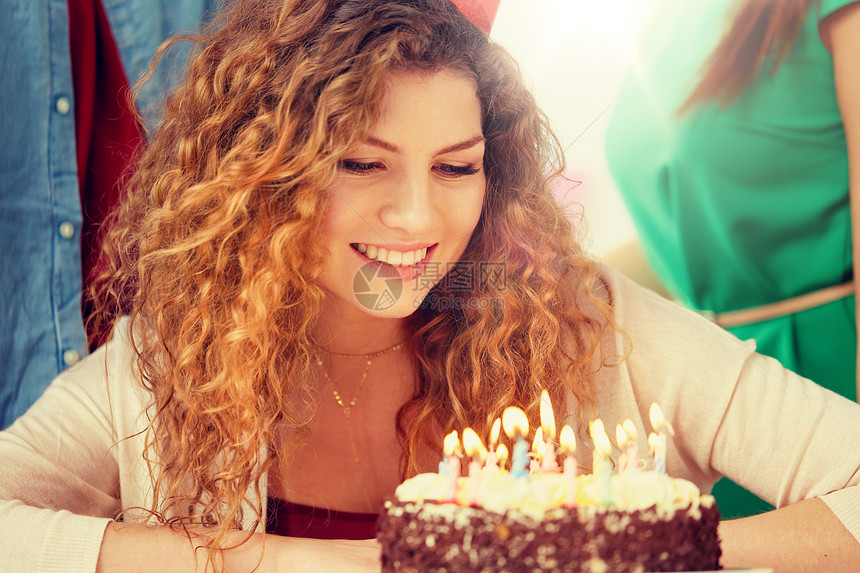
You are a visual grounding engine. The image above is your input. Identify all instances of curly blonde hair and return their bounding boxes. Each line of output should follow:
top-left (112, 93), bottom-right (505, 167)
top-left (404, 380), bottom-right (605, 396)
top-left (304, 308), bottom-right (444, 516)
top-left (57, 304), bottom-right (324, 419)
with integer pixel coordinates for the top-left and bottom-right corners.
top-left (89, 0), bottom-right (618, 557)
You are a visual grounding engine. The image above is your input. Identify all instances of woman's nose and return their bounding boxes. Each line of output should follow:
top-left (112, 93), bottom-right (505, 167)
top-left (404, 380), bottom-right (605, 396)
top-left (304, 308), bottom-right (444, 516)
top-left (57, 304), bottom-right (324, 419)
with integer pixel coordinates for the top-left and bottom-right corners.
top-left (377, 171), bottom-right (436, 235)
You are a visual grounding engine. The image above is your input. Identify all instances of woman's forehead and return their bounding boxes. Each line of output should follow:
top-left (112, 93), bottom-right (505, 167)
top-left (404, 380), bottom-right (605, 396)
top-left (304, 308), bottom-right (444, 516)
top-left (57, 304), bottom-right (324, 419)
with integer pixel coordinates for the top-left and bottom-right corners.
top-left (368, 70), bottom-right (482, 144)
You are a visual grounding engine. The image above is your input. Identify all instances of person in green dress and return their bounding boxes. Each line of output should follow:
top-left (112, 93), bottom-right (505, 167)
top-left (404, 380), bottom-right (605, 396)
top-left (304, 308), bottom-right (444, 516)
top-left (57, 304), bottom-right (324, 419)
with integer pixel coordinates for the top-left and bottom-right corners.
top-left (604, 0), bottom-right (860, 518)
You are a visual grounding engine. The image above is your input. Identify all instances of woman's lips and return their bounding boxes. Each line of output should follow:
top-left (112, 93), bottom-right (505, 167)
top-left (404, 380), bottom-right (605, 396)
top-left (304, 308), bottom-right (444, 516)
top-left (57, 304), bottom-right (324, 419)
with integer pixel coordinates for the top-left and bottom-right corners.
top-left (351, 243), bottom-right (437, 282)
top-left (352, 243), bottom-right (430, 266)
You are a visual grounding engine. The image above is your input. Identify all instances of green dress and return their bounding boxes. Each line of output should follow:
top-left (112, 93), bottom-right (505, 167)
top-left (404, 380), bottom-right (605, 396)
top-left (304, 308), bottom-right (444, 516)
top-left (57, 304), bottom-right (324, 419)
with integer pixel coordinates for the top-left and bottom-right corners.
top-left (605, 0), bottom-right (858, 518)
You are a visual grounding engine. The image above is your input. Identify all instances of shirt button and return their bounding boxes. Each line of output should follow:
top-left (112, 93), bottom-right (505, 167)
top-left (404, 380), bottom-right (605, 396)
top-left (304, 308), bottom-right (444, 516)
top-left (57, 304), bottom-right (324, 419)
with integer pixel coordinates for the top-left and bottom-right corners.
top-left (63, 349), bottom-right (81, 366)
top-left (56, 96), bottom-right (71, 115)
top-left (59, 221), bottom-right (75, 239)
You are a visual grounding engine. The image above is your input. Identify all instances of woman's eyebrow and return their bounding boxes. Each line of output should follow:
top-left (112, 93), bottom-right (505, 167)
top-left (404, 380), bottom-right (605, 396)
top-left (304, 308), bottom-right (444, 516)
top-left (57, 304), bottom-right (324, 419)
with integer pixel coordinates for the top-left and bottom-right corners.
top-left (364, 135), bottom-right (485, 155)
top-left (437, 135), bottom-right (485, 155)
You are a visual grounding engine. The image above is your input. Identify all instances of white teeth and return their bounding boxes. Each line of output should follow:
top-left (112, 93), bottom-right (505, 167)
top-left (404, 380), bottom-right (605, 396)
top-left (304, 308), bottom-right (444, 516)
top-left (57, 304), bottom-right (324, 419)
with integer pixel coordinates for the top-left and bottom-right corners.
top-left (354, 243), bottom-right (429, 266)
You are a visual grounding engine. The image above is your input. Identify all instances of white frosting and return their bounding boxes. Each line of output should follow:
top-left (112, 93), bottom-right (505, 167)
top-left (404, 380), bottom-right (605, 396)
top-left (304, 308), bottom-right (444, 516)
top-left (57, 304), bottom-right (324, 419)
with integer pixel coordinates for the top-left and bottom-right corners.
top-left (394, 470), bottom-right (713, 520)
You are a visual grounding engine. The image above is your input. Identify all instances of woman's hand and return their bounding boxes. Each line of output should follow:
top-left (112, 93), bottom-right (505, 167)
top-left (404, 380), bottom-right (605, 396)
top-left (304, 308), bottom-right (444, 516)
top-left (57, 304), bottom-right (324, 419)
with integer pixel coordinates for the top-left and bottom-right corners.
top-left (719, 498), bottom-right (860, 573)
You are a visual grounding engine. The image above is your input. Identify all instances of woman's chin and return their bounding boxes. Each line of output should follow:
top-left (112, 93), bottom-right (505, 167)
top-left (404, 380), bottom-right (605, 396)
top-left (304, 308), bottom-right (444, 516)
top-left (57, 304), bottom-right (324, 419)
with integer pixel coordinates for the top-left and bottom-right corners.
top-left (349, 290), bottom-right (428, 319)
top-left (347, 261), bottom-right (439, 318)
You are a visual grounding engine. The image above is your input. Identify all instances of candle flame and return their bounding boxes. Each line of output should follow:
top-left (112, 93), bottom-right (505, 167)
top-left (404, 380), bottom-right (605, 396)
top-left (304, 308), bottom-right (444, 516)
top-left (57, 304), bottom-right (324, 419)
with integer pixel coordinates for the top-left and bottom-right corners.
top-left (649, 403), bottom-right (665, 431)
top-left (443, 430), bottom-right (461, 457)
top-left (589, 419), bottom-right (611, 456)
top-left (496, 443), bottom-right (509, 466)
top-left (648, 432), bottom-right (660, 453)
top-left (649, 403), bottom-right (675, 435)
top-left (560, 424), bottom-right (576, 454)
top-left (616, 424), bottom-right (628, 449)
top-left (622, 419), bottom-right (637, 442)
top-left (540, 389), bottom-right (556, 440)
top-left (502, 406), bottom-right (529, 438)
top-left (490, 417), bottom-right (502, 447)
top-left (531, 427), bottom-right (544, 456)
top-left (462, 427), bottom-right (487, 461)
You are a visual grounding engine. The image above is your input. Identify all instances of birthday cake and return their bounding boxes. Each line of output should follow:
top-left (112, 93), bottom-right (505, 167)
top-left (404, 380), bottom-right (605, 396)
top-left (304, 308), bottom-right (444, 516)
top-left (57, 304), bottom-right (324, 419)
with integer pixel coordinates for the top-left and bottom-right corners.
top-left (377, 405), bottom-right (721, 572)
top-left (378, 470), bottom-right (721, 572)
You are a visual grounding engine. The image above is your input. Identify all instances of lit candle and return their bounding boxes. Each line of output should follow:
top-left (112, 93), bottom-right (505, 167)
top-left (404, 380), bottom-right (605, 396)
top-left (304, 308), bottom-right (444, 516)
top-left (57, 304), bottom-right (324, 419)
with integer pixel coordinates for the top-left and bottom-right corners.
top-left (616, 424), bottom-right (629, 474)
top-left (502, 406), bottom-right (530, 479)
top-left (484, 417), bottom-right (502, 472)
top-left (462, 427), bottom-right (487, 506)
top-left (496, 443), bottom-right (509, 472)
top-left (622, 419), bottom-right (639, 473)
top-left (560, 424), bottom-right (578, 508)
top-left (649, 403), bottom-right (674, 475)
top-left (530, 427), bottom-right (543, 475)
top-left (539, 389), bottom-right (559, 473)
top-left (648, 432), bottom-right (661, 474)
top-left (590, 419), bottom-right (613, 505)
top-left (442, 430), bottom-right (461, 501)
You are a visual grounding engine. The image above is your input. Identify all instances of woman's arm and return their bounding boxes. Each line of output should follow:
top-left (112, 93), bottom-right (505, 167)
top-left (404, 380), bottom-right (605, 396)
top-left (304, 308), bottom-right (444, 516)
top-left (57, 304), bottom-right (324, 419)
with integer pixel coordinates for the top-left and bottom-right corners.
top-left (0, 338), bottom-right (127, 571)
top-left (97, 523), bottom-right (380, 573)
top-left (720, 498), bottom-right (860, 572)
top-left (822, 2), bottom-right (860, 404)
top-left (603, 269), bottom-right (860, 568)
top-left (705, 349), bottom-right (860, 568)
top-left (0, 329), bottom-right (382, 572)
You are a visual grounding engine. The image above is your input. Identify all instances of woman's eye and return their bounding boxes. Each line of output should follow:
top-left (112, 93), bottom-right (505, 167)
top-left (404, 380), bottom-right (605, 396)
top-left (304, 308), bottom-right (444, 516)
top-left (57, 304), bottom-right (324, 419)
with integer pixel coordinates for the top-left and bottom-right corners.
top-left (435, 163), bottom-right (481, 178)
top-left (339, 160), bottom-right (383, 175)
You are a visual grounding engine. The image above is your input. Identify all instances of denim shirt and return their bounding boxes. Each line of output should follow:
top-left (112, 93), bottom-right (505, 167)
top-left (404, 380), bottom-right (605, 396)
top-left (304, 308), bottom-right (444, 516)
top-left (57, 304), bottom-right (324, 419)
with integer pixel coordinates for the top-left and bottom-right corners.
top-left (0, 0), bottom-right (217, 428)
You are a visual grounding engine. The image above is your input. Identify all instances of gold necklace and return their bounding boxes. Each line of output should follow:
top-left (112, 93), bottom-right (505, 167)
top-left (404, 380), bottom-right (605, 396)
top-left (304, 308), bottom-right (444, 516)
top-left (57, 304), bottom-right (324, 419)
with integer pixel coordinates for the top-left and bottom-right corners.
top-left (315, 340), bottom-right (404, 512)
top-left (317, 341), bottom-right (404, 415)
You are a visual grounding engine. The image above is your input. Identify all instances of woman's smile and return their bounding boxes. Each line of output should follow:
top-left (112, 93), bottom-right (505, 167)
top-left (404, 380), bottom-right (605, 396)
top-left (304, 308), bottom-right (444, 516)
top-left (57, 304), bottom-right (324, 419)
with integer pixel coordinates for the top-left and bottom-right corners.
top-left (350, 242), bottom-right (438, 281)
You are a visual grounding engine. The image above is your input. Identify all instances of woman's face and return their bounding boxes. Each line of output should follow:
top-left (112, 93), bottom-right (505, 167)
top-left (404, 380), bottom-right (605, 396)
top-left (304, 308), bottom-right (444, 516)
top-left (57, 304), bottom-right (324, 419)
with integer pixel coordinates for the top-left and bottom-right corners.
top-left (318, 69), bottom-right (486, 320)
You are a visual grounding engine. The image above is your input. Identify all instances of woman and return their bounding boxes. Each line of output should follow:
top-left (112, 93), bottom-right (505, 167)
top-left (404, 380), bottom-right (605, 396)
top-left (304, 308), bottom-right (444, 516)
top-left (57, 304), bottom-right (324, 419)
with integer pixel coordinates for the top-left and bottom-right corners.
top-left (604, 0), bottom-right (860, 518)
top-left (1, 1), bottom-right (859, 571)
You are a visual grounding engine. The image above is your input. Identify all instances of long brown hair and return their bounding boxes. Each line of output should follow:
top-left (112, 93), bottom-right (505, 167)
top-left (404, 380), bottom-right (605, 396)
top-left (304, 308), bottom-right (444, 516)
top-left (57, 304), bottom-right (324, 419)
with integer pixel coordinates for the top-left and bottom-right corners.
top-left (681, 0), bottom-right (818, 112)
top-left (90, 0), bottom-right (617, 560)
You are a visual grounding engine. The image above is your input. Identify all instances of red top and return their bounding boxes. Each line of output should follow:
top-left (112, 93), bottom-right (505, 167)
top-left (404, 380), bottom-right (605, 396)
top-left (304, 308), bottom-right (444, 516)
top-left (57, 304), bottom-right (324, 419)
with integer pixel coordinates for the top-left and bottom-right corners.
top-left (266, 498), bottom-right (379, 540)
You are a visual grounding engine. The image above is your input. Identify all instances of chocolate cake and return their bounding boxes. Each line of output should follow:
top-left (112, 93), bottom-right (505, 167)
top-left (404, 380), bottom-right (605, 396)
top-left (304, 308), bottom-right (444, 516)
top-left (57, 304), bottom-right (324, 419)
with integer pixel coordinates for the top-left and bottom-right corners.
top-left (377, 471), bottom-right (722, 572)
